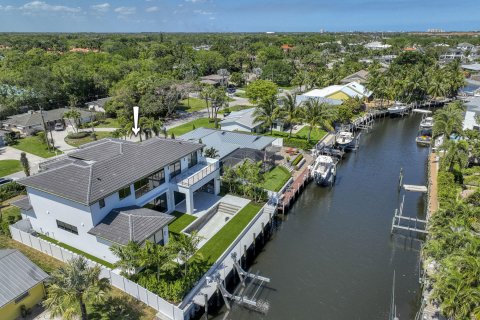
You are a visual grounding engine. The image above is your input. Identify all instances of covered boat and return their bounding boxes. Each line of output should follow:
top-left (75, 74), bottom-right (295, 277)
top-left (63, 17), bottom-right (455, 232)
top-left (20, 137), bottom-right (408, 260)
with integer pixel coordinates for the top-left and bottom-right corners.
top-left (336, 131), bottom-right (354, 148)
top-left (388, 102), bottom-right (408, 115)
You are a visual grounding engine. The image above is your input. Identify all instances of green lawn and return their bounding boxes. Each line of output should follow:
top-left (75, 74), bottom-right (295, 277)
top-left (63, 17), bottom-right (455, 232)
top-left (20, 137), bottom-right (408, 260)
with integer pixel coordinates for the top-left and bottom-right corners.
top-left (295, 126), bottom-right (327, 141)
top-left (39, 234), bottom-right (114, 269)
top-left (1, 205), bottom-right (21, 220)
top-left (168, 211), bottom-right (197, 234)
top-left (234, 91), bottom-right (248, 98)
top-left (94, 117), bottom-right (121, 128)
top-left (167, 117), bottom-right (218, 136)
top-left (193, 202), bottom-right (262, 265)
top-left (11, 136), bottom-right (61, 158)
top-left (65, 131), bottom-right (115, 147)
top-left (0, 160), bottom-right (23, 177)
top-left (262, 166), bottom-right (291, 192)
top-left (178, 98), bottom-right (208, 113)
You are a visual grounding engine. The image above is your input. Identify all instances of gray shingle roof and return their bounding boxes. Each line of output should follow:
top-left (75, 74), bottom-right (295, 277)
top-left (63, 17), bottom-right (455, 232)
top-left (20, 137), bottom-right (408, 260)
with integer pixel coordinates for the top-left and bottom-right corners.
top-left (19, 138), bottom-right (203, 205)
top-left (10, 196), bottom-right (32, 211)
top-left (0, 249), bottom-right (49, 308)
top-left (4, 108), bottom-right (92, 127)
top-left (220, 108), bottom-right (262, 129)
top-left (88, 206), bottom-right (174, 245)
top-left (179, 128), bottom-right (275, 159)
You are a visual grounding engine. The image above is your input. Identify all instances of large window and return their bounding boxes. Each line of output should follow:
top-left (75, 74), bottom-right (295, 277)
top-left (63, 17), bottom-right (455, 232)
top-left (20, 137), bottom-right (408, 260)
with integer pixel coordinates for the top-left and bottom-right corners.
top-left (56, 220), bottom-right (78, 235)
top-left (144, 193), bottom-right (168, 213)
top-left (188, 152), bottom-right (198, 168)
top-left (169, 161), bottom-right (181, 179)
top-left (119, 186), bottom-right (131, 200)
top-left (134, 169), bottom-right (166, 198)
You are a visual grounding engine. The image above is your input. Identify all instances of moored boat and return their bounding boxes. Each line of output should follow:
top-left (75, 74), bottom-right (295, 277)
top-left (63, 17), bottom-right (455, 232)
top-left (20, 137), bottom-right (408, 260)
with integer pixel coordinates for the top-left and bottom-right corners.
top-left (335, 131), bottom-right (354, 148)
top-left (388, 102), bottom-right (408, 115)
top-left (415, 128), bottom-right (432, 146)
top-left (310, 155), bottom-right (337, 186)
top-left (419, 116), bottom-right (434, 129)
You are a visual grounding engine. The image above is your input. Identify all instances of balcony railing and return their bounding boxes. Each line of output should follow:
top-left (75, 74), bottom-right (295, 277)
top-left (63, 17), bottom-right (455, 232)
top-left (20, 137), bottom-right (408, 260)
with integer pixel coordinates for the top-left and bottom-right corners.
top-left (173, 162), bottom-right (218, 188)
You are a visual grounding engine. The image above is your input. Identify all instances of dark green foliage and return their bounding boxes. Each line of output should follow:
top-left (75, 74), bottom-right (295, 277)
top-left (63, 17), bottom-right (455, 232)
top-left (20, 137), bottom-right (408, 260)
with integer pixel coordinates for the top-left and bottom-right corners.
top-left (0, 182), bottom-right (25, 203)
top-left (66, 132), bottom-right (90, 139)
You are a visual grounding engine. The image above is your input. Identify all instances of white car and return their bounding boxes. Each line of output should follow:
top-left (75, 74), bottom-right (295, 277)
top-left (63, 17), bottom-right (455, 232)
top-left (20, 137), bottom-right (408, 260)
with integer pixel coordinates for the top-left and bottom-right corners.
top-left (54, 123), bottom-right (65, 131)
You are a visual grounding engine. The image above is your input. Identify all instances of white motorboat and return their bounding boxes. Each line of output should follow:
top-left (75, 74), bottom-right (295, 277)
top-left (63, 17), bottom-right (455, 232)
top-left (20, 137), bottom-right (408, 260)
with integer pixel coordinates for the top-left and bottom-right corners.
top-left (419, 116), bottom-right (434, 129)
top-left (336, 131), bottom-right (354, 148)
top-left (310, 155), bottom-right (336, 186)
top-left (388, 103), bottom-right (409, 115)
top-left (474, 88), bottom-right (480, 97)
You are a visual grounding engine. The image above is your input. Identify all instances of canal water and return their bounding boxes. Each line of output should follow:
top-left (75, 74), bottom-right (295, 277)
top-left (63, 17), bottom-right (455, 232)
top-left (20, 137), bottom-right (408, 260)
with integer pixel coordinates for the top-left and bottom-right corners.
top-left (214, 115), bottom-right (429, 320)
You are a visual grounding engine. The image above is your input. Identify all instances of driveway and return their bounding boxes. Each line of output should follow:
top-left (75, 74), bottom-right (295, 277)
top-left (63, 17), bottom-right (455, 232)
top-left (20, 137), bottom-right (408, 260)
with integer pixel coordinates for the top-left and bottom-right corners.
top-left (0, 146), bottom-right (45, 177)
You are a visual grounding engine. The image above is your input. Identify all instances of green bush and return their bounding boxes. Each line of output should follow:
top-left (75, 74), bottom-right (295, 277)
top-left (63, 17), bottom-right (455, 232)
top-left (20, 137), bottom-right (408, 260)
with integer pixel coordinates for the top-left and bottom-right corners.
top-left (291, 154), bottom-right (304, 166)
top-left (67, 132), bottom-right (90, 139)
top-left (0, 182), bottom-right (25, 203)
top-left (437, 171), bottom-right (458, 207)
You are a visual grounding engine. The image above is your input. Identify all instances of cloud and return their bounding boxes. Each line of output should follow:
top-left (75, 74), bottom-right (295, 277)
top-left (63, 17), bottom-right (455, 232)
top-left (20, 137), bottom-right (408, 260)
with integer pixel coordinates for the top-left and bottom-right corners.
top-left (194, 9), bottom-right (213, 15)
top-left (145, 6), bottom-right (159, 13)
top-left (114, 6), bottom-right (136, 15)
top-left (19, 1), bottom-right (81, 13)
top-left (91, 3), bottom-right (110, 13)
top-left (186, 0), bottom-right (206, 3)
top-left (0, 5), bottom-right (15, 11)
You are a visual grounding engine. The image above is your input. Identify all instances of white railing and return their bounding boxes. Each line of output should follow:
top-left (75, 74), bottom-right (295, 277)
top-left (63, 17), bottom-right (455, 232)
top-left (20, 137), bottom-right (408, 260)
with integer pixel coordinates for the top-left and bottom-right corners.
top-left (176, 162), bottom-right (218, 188)
top-left (9, 222), bottom-right (185, 320)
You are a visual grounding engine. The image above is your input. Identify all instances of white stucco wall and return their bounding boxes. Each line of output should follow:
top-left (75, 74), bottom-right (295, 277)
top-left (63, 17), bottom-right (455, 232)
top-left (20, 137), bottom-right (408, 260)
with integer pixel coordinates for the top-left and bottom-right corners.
top-left (26, 188), bottom-right (118, 262)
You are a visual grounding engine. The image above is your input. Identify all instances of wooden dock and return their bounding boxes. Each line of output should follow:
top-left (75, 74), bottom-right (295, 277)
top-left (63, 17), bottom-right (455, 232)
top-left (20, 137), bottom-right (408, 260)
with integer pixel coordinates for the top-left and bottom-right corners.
top-left (277, 167), bottom-right (312, 214)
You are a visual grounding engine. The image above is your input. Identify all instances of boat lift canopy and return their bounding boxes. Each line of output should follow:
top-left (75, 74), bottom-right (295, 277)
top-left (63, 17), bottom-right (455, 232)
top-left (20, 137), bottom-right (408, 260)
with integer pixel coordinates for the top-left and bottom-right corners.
top-left (412, 109), bottom-right (432, 115)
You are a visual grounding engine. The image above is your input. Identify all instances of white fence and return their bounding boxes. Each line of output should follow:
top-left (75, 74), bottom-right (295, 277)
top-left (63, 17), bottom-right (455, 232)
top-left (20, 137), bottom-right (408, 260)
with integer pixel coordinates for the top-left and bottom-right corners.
top-left (9, 223), bottom-right (185, 320)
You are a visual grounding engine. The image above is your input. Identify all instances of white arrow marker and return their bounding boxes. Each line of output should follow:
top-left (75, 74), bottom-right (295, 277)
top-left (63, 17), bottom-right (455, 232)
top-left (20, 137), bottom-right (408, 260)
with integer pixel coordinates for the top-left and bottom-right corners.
top-left (132, 106), bottom-right (140, 136)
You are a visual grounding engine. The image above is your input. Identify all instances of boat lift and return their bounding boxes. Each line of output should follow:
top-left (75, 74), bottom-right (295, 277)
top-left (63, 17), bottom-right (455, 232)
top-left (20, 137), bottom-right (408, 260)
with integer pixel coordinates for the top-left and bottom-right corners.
top-left (207, 253), bottom-right (271, 314)
top-left (392, 168), bottom-right (429, 235)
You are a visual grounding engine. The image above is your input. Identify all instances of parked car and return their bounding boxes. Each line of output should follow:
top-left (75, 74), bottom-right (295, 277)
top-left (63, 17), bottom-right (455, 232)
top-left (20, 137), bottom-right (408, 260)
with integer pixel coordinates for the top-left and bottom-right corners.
top-left (0, 178), bottom-right (13, 186)
top-left (54, 123), bottom-right (65, 131)
top-left (226, 86), bottom-right (236, 94)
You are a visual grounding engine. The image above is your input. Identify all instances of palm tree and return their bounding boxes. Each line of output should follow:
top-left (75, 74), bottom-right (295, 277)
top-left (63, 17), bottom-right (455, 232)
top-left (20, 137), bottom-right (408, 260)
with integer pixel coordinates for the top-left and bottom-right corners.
top-left (204, 147), bottom-right (219, 158)
top-left (140, 241), bottom-right (177, 280)
top-left (44, 256), bottom-right (110, 320)
top-left (302, 98), bottom-right (335, 142)
top-left (433, 102), bottom-right (465, 139)
top-left (440, 140), bottom-right (469, 173)
top-left (279, 93), bottom-right (301, 138)
top-left (63, 109), bottom-right (82, 133)
top-left (172, 231), bottom-right (203, 276)
top-left (200, 84), bottom-right (215, 118)
top-left (253, 96), bottom-right (280, 134)
top-left (110, 241), bottom-right (142, 274)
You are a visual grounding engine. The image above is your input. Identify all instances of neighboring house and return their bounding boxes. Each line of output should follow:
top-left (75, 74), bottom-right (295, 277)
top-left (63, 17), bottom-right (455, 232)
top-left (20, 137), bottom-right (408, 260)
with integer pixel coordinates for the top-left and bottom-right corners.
top-left (221, 108), bottom-right (289, 133)
top-left (12, 138), bottom-right (220, 263)
top-left (364, 41), bottom-right (392, 50)
top-left (299, 81), bottom-right (372, 103)
top-left (220, 108), bottom-right (264, 133)
top-left (457, 42), bottom-right (475, 52)
top-left (340, 70), bottom-right (370, 84)
top-left (440, 48), bottom-right (465, 63)
top-left (0, 249), bottom-right (49, 320)
top-left (2, 108), bottom-right (92, 136)
top-left (85, 97), bottom-right (112, 113)
top-left (464, 98), bottom-right (480, 131)
top-left (179, 128), bottom-right (276, 162)
top-left (200, 74), bottom-right (228, 86)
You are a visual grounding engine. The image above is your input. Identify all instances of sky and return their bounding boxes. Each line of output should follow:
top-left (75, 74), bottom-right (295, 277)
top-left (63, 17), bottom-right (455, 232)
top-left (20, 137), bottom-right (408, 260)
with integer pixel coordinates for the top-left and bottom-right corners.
top-left (0, 0), bottom-right (479, 33)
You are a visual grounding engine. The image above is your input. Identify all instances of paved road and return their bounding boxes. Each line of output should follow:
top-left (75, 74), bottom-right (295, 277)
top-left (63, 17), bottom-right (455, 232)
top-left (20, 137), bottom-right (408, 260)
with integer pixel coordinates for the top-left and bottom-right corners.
top-left (0, 146), bottom-right (46, 178)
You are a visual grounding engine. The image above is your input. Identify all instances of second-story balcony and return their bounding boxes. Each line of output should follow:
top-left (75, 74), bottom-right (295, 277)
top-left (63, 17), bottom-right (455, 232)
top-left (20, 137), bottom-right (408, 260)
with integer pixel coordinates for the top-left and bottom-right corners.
top-left (171, 158), bottom-right (219, 189)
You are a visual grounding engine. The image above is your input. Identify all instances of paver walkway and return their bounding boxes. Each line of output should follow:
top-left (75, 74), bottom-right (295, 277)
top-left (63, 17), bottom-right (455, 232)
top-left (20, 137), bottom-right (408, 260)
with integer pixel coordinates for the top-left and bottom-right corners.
top-left (427, 153), bottom-right (439, 218)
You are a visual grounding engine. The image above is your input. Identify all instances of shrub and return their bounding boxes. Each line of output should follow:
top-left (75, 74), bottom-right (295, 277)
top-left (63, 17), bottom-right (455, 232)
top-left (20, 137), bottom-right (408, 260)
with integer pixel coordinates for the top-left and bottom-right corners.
top-left (0, 182), bottom-right (25, 203)
top-left (291, 154), bottom-right (304, 166)
top-left (67, 132), bottom-right (90, 139)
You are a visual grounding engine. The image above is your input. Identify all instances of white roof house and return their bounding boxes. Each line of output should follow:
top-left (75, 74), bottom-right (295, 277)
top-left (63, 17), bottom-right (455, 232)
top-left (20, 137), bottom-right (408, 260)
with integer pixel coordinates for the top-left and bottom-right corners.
top-left (464, 98), bottom-right (480, 131)
top-left (364, 41), bottom-right (392, 50)
top-left (300, 82), bottom-right (372, 103)
top-left (220, 108), bottom-right (263, 133)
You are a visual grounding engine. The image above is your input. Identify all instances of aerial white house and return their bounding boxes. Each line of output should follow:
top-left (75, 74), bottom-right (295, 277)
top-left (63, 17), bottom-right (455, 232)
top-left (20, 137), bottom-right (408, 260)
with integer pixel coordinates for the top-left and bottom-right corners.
top-left (12, 138), bottom-right (221, 263)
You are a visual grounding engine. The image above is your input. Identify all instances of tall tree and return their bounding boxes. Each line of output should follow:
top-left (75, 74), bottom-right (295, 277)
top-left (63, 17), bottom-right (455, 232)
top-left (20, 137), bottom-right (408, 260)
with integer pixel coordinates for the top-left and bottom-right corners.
top-left (433, 102), bottom-right (465, 139)
top-left (253, 96), bottom-right (280, 134)
top-left (302, 99), bottom-right (336, 142)
top-left (278, 93), bottom-right (300, 138)
top-left (20, 152), bottom-right (30, 177)
top-left (44, 257), bottom-right (110, 320)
